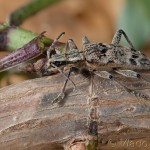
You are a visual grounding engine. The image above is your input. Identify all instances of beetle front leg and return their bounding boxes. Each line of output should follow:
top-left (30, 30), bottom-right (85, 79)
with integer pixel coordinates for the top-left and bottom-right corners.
top-left (52, 67), bottom-right (77, 103)
top-left (47, 32), bottom-right (65, 59)
top-left (112, 29), bottom-right (135, 49)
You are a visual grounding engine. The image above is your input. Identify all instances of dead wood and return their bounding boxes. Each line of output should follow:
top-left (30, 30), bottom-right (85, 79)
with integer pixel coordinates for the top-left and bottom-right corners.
top-left (0, 72), bottom-right (150, 150)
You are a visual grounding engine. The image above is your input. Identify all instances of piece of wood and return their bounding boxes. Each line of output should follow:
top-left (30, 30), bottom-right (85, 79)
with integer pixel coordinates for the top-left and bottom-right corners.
top-left (0, 72), bottom-right (150, 150)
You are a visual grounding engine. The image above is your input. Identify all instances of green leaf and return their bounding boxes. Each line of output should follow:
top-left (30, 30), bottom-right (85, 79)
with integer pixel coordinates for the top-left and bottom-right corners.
top-left (117, 0), bottom-right (150, 49)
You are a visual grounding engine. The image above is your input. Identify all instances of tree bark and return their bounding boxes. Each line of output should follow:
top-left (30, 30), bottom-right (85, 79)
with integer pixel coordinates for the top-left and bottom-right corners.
top-left (0, 72), bottom-right (150, 150)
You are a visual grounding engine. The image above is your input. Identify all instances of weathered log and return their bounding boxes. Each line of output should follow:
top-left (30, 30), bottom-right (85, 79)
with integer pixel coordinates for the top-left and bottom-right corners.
top-left (0, 72), bottom-right (150, 150)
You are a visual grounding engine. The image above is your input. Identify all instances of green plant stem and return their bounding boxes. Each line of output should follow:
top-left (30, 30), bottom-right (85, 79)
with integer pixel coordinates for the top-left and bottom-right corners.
top-left (8, 0), bottom-right (61, 26)
top-left (0, 24), bottom-right (52, 52)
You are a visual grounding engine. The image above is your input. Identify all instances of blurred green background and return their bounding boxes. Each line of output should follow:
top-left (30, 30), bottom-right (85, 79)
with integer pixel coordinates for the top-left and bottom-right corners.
top-left (0, 0), bottom-right (150, 87)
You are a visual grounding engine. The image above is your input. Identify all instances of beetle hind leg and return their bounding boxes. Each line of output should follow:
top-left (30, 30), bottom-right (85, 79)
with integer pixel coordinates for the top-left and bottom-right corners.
top-left (93, 70), bottom-right (150, 100)
top-left (112, 29), bottom-right (135, 49)
top-left (114, 69), bottom-right (150, 84)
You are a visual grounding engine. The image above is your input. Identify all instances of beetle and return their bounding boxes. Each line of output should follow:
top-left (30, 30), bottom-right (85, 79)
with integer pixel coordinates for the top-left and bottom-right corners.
top-left (44, 29), bottom-right (150, 103)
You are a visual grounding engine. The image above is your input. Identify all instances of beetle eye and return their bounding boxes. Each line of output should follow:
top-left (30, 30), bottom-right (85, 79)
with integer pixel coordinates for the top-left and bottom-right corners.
top-left (52, 61), bottom-right (67, 67)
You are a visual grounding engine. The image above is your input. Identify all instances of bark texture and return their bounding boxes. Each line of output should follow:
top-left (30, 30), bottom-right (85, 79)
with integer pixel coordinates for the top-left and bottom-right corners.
top-left (0, 72), bottom-right (150, 150)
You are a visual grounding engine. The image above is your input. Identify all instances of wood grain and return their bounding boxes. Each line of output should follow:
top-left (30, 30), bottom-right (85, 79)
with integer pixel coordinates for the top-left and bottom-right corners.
top-left (0, 72), bottom-right (150, 149)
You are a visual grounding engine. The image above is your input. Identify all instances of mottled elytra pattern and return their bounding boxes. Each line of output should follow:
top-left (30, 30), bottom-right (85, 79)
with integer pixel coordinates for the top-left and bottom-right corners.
top-left (44, 29), bottom-right (150, 103)
top-left (83, 42), bottom-right (150, 70)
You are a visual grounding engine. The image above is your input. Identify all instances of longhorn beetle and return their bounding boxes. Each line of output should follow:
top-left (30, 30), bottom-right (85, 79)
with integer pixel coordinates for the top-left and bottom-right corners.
top-left (44, 29), bottom-right (150, 103)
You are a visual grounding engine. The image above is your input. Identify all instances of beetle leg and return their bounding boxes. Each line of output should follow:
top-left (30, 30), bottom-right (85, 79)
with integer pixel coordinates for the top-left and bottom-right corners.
top-left (52, 67), bottom-right (77, 103)
top-left (114, 69), bottom-right (150, 84)
top-left (47, 32), bottom-right (65, 59)
top-left (94, 71), bottom-right (112, 79)
top-left (94, 70), bottom-right (150, 100)
top-left (51, 63), bottom-right (76, 88)
top-left (112, 29), bottom-right (135, 49)
top-left (114, 69), bottom-right (140, 78)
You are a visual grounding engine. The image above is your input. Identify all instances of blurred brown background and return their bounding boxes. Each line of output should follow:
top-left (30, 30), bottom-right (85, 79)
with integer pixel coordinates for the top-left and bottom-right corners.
top-left (0, 0), bottom-right (124, 45)
top-left (0, 0), bottom-right (125, 87)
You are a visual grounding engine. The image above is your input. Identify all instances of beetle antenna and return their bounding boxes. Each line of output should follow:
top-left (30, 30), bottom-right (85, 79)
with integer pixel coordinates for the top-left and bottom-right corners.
top-left (47, 32), bottom-right (65, 59)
